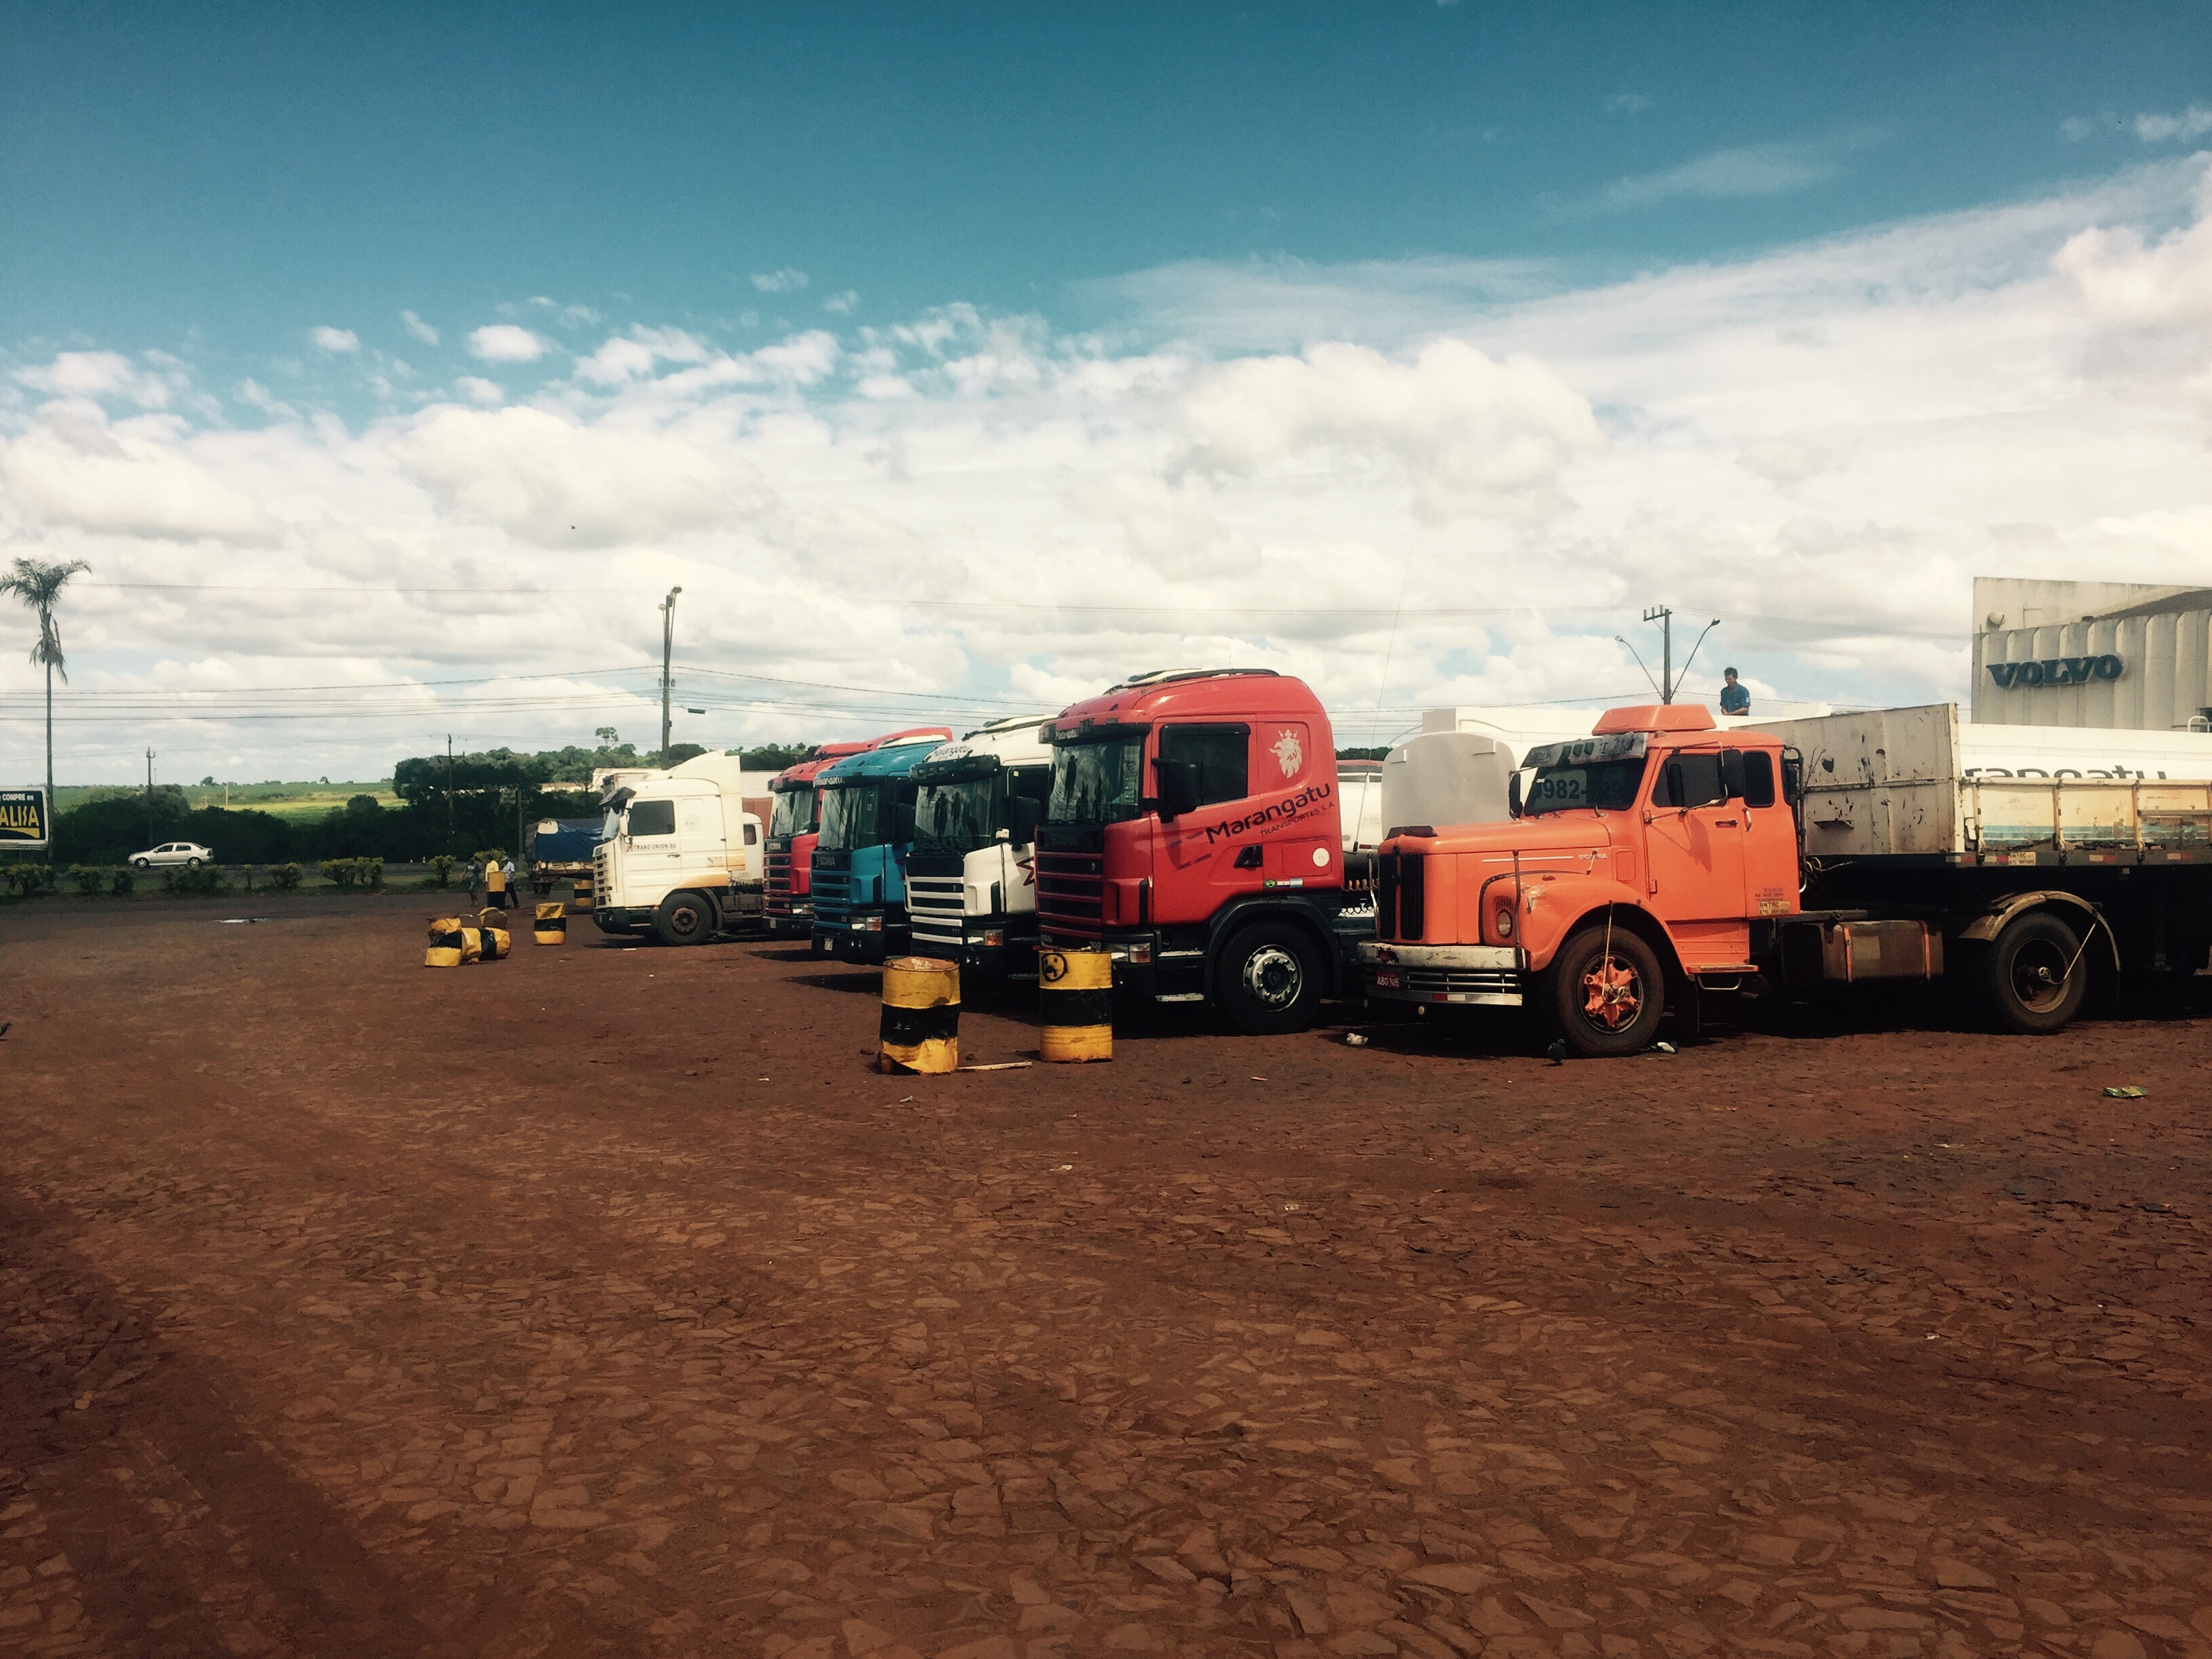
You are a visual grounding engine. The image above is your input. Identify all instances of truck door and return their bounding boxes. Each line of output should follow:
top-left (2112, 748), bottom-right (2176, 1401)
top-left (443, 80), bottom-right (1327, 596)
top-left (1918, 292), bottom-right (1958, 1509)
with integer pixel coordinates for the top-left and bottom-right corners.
top-left (624, 796), bottom-right (680, 905)
top-left (676, 792), bottom-right (724, 884)
top-left (1728, 747), bottom-right (1798, 918)
top-left (1642, 747), bottom-right (1751, 967)
top-left (1150, 722), bottom-right (1252, 923)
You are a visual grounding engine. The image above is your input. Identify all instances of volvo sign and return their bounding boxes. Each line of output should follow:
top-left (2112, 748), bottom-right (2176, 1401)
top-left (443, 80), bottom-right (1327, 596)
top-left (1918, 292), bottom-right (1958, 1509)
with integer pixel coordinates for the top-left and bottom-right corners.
top-left (1987, 655), bottom-right (2124, 689)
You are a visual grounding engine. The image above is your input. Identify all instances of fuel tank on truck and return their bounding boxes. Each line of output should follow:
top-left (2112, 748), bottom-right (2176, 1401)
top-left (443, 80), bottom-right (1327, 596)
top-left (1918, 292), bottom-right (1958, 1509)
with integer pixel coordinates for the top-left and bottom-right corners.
top-left (1380, 733), bottom-right (1514, 836)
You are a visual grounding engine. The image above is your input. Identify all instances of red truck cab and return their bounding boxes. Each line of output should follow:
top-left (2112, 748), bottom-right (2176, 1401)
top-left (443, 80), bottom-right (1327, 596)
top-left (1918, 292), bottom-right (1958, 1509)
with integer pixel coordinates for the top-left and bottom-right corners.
top-left (1036, 668), bottom-right (1359, 1033)
top-left (764, 729), bottom-right (950, 943)
top-left (1358, 705), bottom-right (1799, 1054)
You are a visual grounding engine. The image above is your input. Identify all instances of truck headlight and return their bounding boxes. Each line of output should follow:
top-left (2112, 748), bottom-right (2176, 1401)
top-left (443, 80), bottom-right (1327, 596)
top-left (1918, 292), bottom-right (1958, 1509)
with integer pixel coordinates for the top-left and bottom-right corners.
top-left (1495, 906), bottom-right (1515, 939)
top-left (982, 928), bottom-right (1004, 947)
top-left (864, 916), bottom-right (882, 931)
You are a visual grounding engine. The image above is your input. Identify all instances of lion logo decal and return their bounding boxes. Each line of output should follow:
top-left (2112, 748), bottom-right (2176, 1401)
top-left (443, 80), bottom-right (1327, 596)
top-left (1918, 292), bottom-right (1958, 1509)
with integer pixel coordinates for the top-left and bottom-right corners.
top-left (1271, 729), bottom-right (1304, 779)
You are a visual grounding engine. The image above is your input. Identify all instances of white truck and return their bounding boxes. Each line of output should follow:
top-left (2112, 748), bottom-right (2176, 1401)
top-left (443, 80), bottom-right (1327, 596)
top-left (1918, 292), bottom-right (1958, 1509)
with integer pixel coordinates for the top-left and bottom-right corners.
top-left (591, 752), bottom-right (766, 945)
top-left (903, 714), bottom-right (1056, 979)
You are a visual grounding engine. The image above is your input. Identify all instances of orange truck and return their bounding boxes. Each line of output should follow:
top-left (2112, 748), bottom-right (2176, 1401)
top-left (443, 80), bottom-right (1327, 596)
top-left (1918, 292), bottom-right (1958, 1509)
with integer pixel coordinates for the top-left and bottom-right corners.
top-left (1357, 701), bottom-right (2212, 1055)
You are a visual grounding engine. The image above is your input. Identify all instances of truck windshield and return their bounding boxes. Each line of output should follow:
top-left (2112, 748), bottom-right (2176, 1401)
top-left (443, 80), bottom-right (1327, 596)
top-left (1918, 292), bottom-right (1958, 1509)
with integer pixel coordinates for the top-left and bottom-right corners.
top-left (1048, 738), bottom-right (1145, 824)
top-left (914, 777), bottom-right (998, 852)
top-left (817, 783), bottom-right (883, 851)
top-left (1523, 758), bottom-right (1647, 815)
top-left (769, 787), bottom-right (815, 838)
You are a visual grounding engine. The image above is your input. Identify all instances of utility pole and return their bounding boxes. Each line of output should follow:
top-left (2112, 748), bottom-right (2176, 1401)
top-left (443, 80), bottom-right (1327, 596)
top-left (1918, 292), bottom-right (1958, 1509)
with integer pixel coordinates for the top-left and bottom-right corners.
top-left (1643, 606), bottom-right (1673, 703)
top-left (659, 585), bottom-right (682, 760)
top-left (445, 734), bottom-right (454, 849)
top-left (144, 748), bottom-right (155, 846)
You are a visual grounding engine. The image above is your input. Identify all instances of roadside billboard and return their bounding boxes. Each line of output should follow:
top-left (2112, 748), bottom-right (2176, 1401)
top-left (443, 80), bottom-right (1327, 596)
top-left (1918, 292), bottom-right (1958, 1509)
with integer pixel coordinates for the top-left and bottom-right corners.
top-left (1, 787), bottom-right (50, 851)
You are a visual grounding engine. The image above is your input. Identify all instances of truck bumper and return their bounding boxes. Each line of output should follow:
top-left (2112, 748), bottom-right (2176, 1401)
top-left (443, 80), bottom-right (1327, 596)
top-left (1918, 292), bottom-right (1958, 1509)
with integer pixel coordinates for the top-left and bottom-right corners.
top-left (594, 907), bottom-right (644, 934)
top-left (909, 920), bottom-right (1040, 979)
top-left (819, 909), bottom-right (905, 964)
top-left (1038, 930), bottom-right (1204, 1002)
top-left (765, 905), bottom-right (812, 937)
top-left (1357, 941), bottom-right (1525, 1008)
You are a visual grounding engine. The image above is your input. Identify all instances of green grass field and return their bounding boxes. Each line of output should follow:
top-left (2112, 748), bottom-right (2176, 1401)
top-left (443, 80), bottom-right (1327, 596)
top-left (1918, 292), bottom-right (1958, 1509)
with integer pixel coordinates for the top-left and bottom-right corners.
top-left (54, 782), bottom-right (401, 817)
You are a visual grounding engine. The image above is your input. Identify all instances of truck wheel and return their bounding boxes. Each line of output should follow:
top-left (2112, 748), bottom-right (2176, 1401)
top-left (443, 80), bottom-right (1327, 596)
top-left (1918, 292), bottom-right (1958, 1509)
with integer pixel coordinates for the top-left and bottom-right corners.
top-left (1982, 912), bottom-right (2087, 1033)
top-left (653, 891), bottom-right (716, 947)
top-left (1549, 926), bottom-right (1666, 1057)
top-left (1216, 922), bottom-right (1322, 1035)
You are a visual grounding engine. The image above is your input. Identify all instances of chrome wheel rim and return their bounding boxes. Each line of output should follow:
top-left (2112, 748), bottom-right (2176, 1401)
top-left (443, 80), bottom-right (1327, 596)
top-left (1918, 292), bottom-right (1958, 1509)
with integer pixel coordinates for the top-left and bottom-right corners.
top-left (1242, 944), bottom-right (1304, 1009)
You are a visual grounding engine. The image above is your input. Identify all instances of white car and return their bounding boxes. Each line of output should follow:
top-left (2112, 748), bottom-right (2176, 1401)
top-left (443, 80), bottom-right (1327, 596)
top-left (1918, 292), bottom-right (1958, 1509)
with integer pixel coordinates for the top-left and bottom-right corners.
top-left (131, 841), bottom-right (213, 869)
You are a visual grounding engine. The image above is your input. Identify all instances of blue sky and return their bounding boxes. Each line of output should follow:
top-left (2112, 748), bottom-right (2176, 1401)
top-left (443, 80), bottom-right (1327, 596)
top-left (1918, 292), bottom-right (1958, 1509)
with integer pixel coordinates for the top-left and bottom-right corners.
top-left (1, 4), bottom-right (2209, 780)
top-left (7, 3), bottom-right (2203, 363)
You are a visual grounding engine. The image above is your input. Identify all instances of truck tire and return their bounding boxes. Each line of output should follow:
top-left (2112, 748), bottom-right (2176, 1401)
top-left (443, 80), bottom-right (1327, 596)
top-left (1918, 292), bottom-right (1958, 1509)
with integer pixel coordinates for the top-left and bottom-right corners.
top-left (1982, 911), bottom-right (2087, 1034)
top-left (1216, 922), bottom-right (1322, 1036)
top-left (1548, 926), bottom-right (1666, 1057)
top-left (653, 890), bottom-right (717, 947)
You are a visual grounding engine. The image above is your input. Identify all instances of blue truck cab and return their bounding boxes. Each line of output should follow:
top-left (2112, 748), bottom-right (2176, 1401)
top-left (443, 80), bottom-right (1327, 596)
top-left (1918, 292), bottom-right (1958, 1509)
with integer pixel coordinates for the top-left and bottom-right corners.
top-left (809, 737), bottom-right (945, 964)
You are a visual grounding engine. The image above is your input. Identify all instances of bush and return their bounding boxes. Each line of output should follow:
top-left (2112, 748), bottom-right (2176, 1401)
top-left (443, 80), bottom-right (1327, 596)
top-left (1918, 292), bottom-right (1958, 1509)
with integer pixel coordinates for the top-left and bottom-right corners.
top-left (268, 862), bottom-right (302, 893)
top-left (3, 862), bottom-right (58, 898)
top-left (161, 863), bottom-right (228, 896)
top-left (68, 864), bottom-right (106, 895)
top-left (109, 863), bottom-right (135, 896)
top-left (428, 853), bottom-right (454, 888)
top-left (314, 856), bottom-right (385, 893)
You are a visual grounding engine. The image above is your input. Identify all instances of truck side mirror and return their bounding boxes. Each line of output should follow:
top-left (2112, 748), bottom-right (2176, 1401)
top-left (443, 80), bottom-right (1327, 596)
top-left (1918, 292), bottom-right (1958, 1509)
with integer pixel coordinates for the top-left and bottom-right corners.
top-left (1781, 752), bottom-right (1805, 805)
top-left (1006, 794), bottom-right (1043, 844)
top-left (1156, 759), bottom-right (1200, 821)
top-left (1721, 750), bottom-right (1747, 801)
top-left (1508, 771), bottom-right (1523, 819)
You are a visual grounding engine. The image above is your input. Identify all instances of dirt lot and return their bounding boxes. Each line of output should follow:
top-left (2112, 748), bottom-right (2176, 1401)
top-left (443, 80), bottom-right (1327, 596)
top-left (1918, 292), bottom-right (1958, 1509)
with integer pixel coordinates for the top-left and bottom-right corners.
top-left (2, 899), bottom-right (2209, 1659)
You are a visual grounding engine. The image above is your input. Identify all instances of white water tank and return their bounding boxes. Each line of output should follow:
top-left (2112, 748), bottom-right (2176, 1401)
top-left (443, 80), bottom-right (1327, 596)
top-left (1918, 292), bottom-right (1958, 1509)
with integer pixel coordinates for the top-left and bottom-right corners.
top-left (1382, 732), bottom-right (1514, 835)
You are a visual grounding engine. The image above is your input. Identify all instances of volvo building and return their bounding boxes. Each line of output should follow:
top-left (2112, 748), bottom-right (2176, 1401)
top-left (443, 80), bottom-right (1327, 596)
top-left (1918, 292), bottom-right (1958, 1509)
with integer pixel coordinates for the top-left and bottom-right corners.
top-left (1974, 578), bottom-right (2212, 731)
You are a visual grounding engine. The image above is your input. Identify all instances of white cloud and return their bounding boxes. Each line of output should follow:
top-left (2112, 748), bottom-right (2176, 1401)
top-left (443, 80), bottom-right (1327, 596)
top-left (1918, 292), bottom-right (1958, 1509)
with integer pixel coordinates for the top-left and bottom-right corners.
top-left (1586, 141), bottom-right (1847, 214)
top-left (401, 310), bottom-right (441, 346)
top-left (1607, 92), bottom-right (1652, 115)
top-left (823, 290), bottom-right (859, 314)
top-left (454, 376), bottom-right (505, 405)
top-left (526, 296), bottom-right (601, 329)
top-left (2135, 105), bottom-right (2212, 144)
top-left (751, 268), bottom-right (809, 293)
top-left (234, 379), bottom-right (298, 419)
top-left (1178, 338), bottom-right (1601, 520)
top-left (310, 326), bottom-right (360, 354)
top-left (467, 325), bottom-right (550, 363)
top-left (6, 155), bottom-right (2212, 780)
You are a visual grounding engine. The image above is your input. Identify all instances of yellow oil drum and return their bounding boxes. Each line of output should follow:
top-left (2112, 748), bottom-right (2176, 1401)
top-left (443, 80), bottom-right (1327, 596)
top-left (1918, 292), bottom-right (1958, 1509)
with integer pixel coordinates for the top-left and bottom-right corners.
top-left (426, 916), bottom-right (478, 966)
top-left (1039, 947), bottom-right (1112, 1061)
top-left (478, 926), bottom-right (512, 960)
top-left (571, 874), bottom-right (594, 913)
top-left (534, 900), bottom-right (566, 946)
top-left (880, 956), bottom-right (960, 1074)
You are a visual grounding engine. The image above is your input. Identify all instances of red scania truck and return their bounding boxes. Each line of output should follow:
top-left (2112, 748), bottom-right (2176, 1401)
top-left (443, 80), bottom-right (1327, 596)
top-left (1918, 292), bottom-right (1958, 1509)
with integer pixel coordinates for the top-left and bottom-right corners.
top-left (763, 729), bottom-right (951, 944)
top-left (1358, 701), bottom-right (2212, 1056)
top-left (1036, 669), bottom-right (1368, 1033)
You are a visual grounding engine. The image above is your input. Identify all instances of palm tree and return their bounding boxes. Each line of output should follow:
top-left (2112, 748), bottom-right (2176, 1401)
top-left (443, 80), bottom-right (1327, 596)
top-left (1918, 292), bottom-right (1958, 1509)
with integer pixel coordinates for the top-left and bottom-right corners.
top-left (1, 557), bottom-right (91, 842)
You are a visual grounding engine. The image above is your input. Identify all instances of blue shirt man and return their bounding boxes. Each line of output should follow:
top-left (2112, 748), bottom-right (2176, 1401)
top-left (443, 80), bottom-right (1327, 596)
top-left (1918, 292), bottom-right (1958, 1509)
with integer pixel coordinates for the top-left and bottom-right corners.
top-left (1719, 668), bottom-right (1749, 715)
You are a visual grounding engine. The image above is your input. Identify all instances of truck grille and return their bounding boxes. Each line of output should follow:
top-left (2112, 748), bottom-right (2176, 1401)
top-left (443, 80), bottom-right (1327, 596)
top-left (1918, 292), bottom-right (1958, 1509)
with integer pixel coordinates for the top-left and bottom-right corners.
top-left (1401, 966), bottom-right (1515, 998)
top-left (1378, 850), bottom-right (1425, 941)
top-left (811, 852), bottom-right (853, 928)
top-left (1036, 850), bottom-right (1104, 943)
top-left (908, 874), bottom-right (966, 950)
top-left (765, 844), bottom-right (798, 918)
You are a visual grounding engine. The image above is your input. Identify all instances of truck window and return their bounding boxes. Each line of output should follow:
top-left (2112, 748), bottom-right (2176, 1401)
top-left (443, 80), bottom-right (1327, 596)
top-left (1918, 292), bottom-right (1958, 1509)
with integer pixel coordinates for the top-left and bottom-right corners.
top-left (628, 799), bottom-right (676, 838)
top-left (1160, 724), bottom-right (1250, 807)
top-left (914, 776), bottom-right (998, 851)
top-left (1741, 752), bottom-right (1776, 808)
top-left (1523, 758), bottom-right (1645, 815)
top-left (769, 789), bottom-right (814, 838)
top-left (818, 784), bottom-right (882, 850)
top-left (1049, 737), bottom-right (1145, 823)
top-left (1654, 753), bottom-right (1725, 809)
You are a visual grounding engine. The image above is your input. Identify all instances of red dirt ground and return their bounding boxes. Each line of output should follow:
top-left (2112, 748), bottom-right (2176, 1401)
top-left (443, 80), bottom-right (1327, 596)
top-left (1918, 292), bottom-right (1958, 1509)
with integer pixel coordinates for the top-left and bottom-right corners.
top-left (1, 897), bottom-right (2209, 1659)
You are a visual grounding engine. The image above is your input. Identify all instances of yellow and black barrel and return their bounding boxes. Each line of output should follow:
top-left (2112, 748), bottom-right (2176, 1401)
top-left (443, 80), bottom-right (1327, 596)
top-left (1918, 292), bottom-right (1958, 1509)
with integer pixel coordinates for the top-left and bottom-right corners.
top-left (426, 916), bottom-right (474, 968)
top-left (880, 956), bottom-right (960, 1074)
top-left (571, 874), bottom-right (594, 913)
top-left (1038, 947), bottom-right (1113, 1061)
top-left (478, 924), bottom-right (512, 960)
top-left (533, 900), bottom-right (566, 946)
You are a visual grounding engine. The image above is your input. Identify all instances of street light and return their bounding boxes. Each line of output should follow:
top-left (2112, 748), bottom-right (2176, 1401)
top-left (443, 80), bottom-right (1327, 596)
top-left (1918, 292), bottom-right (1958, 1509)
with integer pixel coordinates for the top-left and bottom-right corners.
top-left (659, 586), bottom-right (682, 760)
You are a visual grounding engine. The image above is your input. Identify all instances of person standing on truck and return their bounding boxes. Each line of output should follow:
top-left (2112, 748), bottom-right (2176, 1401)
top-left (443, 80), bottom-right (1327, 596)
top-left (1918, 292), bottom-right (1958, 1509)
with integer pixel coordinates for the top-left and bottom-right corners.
top-left (1719, 668), bottom-right (1750, 715)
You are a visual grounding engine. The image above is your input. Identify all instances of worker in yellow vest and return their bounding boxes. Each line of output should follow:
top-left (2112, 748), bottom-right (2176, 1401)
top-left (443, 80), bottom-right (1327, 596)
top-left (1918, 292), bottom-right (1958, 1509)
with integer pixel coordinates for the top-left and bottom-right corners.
top-left (485, 853), bottom-right (510, 911)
